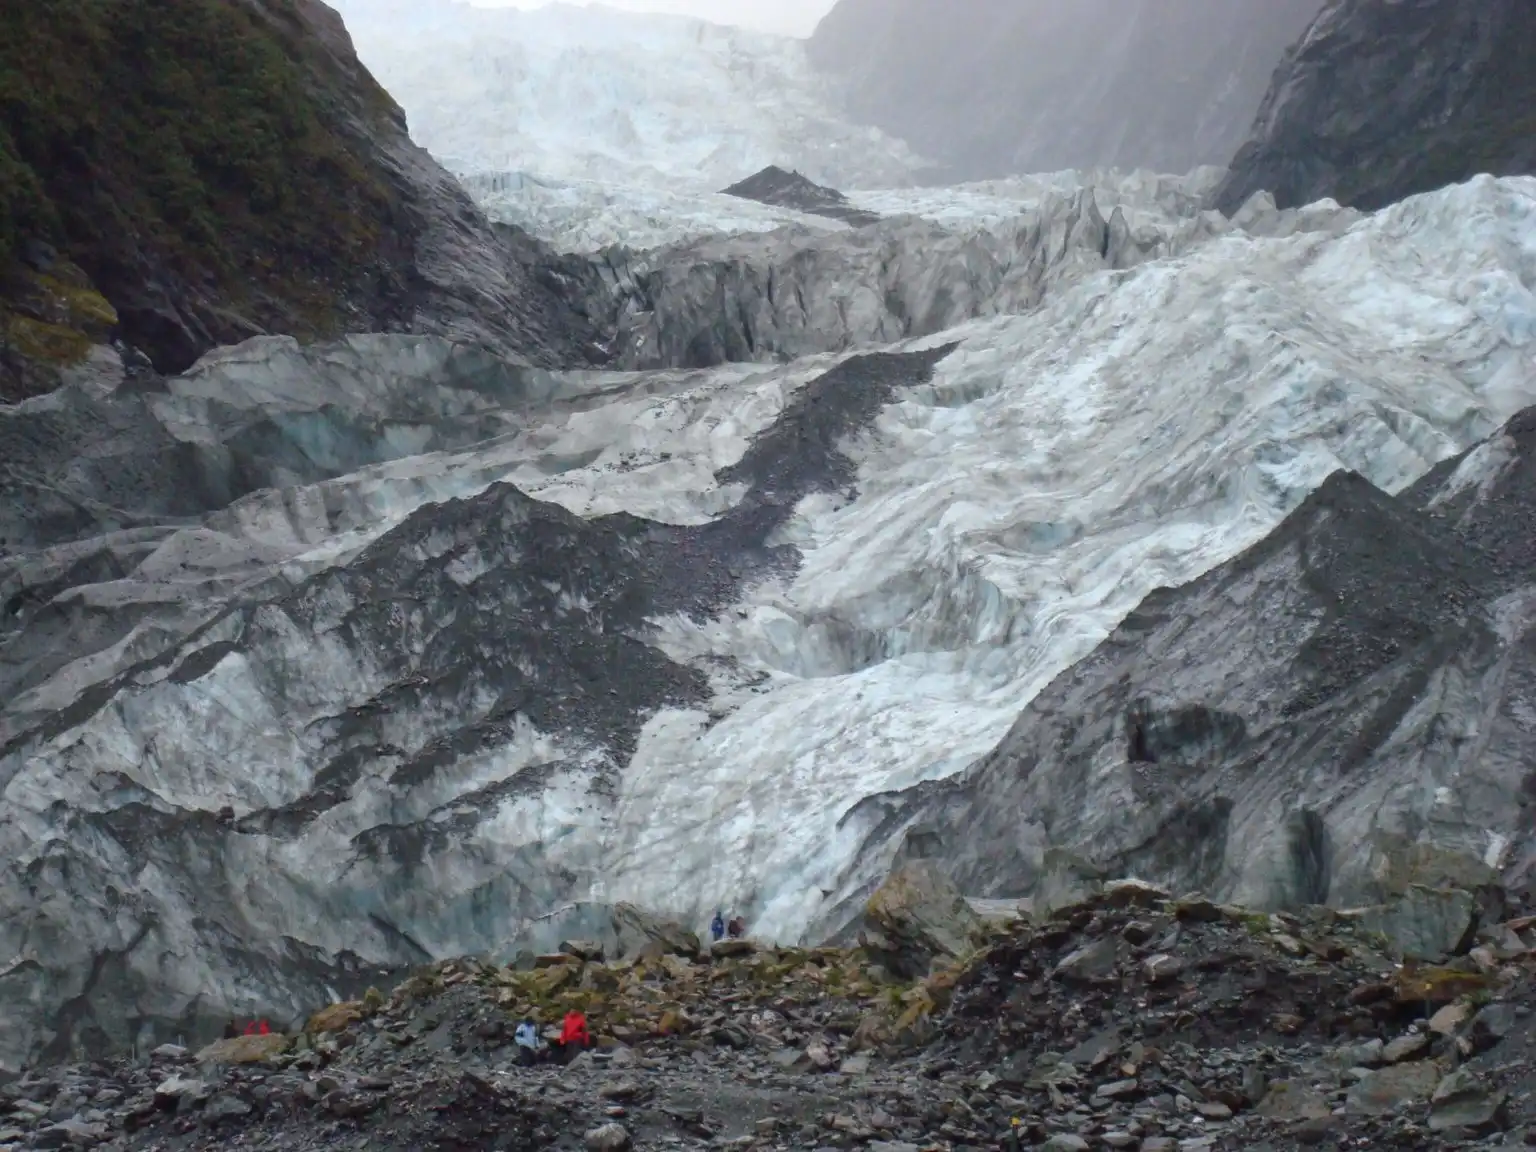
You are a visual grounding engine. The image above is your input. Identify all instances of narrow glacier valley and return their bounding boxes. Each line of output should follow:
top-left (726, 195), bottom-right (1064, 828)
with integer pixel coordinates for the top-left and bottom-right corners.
top-left (3, 138), bottom-right (1535, 1067)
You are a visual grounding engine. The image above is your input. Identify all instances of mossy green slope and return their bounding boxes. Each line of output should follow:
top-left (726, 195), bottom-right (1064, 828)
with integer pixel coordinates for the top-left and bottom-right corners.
top-left (0, 0), bottom-right (416, 400)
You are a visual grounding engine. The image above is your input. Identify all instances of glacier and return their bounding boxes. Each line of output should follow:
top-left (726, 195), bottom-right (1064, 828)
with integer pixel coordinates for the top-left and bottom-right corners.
top-left (463, 166), bottom-right (1233, 256)
top-left (327, 0), bottom-right (927, 191)
top-left (1, 174), bottom-right (1534, 1069)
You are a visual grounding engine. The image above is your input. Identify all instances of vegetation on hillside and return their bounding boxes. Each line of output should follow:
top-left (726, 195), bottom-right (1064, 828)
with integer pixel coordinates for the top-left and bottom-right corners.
top-left (0, 0), bottom-right (411, 396)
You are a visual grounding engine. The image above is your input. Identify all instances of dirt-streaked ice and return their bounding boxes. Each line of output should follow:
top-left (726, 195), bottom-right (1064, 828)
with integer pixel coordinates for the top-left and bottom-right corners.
top-left (1, 174), bottom-right (1533, 1070)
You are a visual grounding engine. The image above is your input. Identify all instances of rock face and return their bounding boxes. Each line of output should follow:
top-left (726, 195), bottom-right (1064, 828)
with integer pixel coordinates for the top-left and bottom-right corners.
top-left (1212, 0), bottom-right (1536, 214)
top-left (805, 0), bottom-right (1323, 182)
top-left (836, 401), bottom-right (1536, 919)
top-left (0, 0), bottom-right (608, 402)
top-left (721, 166), bottom-right (879, 228)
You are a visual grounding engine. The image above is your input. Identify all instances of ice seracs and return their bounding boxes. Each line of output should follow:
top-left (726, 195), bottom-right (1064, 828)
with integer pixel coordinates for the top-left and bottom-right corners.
top-left (328, 0), bottom-right (927, 191)
top-left (1, 174), bottom-right (1534, 1070)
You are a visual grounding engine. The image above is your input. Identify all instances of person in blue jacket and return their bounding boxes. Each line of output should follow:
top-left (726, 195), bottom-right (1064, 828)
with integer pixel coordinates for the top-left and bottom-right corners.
top-left (710, 910), bottom-right (726, 942)
top-left (514, 1017), bottom-right (545, 1066)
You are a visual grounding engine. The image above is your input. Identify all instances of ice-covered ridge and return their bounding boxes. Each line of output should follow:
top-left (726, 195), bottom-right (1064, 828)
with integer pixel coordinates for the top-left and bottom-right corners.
top-left (456, 166), bottom-right (1229, 255)
top-left (608, 175), bottom-right (1536, 936)
top-left (1, 176), bottom-right (1534, 1068)
top-left (329, 0), bottom-right (928, 190)
top-left (844, 167), bottom-right (1230, 228)
top-left (461, 169), bottom-right (849, 253)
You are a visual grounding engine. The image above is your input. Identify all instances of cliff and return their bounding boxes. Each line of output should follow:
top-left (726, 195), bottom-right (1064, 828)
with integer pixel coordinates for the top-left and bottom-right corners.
top-left (1212, 0), bottom-right (1536, 214)
top-left (0, 0), bottom-right (605, 402)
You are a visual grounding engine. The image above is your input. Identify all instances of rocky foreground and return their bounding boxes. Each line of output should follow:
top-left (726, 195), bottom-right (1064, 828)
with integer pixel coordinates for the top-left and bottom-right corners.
top-left (2, 867), bottom-right (1533, 1151)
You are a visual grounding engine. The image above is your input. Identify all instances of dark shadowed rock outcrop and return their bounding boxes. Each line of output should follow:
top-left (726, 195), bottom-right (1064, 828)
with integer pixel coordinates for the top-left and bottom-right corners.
top-left (837, 403), bottom-right (1536, 919)
top-left (806, 0), bottom-right (1323, 182)
top-left (0, 0), bottom-right (609, 402)
top-left (721, 166), bottom-right (879, 228)
top-left (1212, 0), bottom-right (1536, 214)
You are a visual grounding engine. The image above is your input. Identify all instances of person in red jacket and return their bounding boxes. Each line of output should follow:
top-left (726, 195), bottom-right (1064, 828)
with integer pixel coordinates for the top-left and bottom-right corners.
top-left (557, 1009), bottom-right (591, 1062)
top-left (561, 1010), bottom-right (590, 1047)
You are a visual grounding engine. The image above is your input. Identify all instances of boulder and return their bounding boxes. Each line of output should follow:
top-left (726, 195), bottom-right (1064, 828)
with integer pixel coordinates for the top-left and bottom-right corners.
top-left (584, 1122), bottom-right (632, 1151)
top-left (1381, 1032), bottom-right (1429, 1063)
top-left (708, 939), bottom-right (755, 958)
top-left (1468, 1003), bottom-right (1519, 1053)
top-left (1344, 1061), bottom-right (1442, 1115)
top-left (1369, 840), bottom-right (1506, 924)
top-left (1429, 1068), bottom-right (1507, 1131)
top-left (612, 903), bottom-right (700, 960)
top-left (153, 1074), bottom-right (209, 1109)
top-left (560, 939), bottom-right (606, 962)
top-left (500, 902), bottom-right (699, 964)
top-left (1034, 849), bottom-right (1108, 916)
top-left (1357, 886), bottom-right (1478, 962)
top-left (859, 860), bottom-right (984, 979)
top-left (1055, 936), bottom-right (1119, 983)
top-left (306, 1001), bottom-right (364, 1035)
top-left (194, 1033), bottom-right (291, 1066)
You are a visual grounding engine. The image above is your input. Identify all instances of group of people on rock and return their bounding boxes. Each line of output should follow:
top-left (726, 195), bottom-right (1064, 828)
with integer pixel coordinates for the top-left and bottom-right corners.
top-left (709, 909), bottom-right (745, 942)
top-left (221, 1019), bottom-right (271, 1039)
top-left (513, 1009), bottom-right (591, 1066)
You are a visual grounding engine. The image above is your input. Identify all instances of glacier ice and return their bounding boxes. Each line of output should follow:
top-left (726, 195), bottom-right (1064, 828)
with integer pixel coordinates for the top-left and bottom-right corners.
top-left (462, 169), bottom-right (849, 254)
top-left (327, 0), bottom-right (928, 191)
top-left (1, 174), bottom-right (1534, 1069)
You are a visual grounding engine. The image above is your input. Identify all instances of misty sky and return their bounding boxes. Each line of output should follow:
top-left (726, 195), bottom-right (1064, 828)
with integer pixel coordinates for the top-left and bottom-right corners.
top-left (474, 0), bottom-right (837, 37)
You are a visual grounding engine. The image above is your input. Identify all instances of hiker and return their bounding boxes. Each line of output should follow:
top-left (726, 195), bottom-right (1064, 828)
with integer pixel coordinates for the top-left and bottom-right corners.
top-left (726, 915), bottom-right (745, 940)
top-left (222, 1021), bottom-right (239, 1040)
top-left (710, 909), bottom-right (726, 942)
top-left (555, 1009), bottom-right (591, 1063)
top-left (513, 1016), bottom-right (545, 1066)
top-left (243, 1019), bottom-right (271, 1036)
top-left (1004, 1116), bottom-right (1024, 1151)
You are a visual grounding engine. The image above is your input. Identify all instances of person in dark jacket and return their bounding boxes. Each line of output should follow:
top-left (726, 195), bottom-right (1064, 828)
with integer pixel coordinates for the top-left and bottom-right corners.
top-left (710, 910), bottom-right (725, 941)
top-left (726, 915), bottom-right (745, 939)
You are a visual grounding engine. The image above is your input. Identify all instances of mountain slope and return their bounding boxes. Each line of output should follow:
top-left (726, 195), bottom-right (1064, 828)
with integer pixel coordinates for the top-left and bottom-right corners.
top-left (2, 175), bottom-right (1532, 1069)
top-left (1213, 0), bottom-right (1536, 214)
top-left (806, 0), bottom-right (1323, 182)
top-left (0, 0), bottom-right (607, 402)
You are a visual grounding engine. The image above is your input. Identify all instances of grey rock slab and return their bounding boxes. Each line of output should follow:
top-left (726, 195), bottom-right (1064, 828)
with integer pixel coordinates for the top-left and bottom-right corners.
top-left (1356, 886), bottom-right (1478, 962)
top-left (1331, 1038), bottom-right (1384, 1068)
top-left (1054, 936), bottom-right (1119, 982)
top-left (1382, 1032), bottom-right (1430, 1063)
top-left (1255, 1081), bottom-right (1332, 1121)
top-left (1344, 1061), bottom-right (1442, 1116)
top-left (583, 1122), bottom-right (632, 1151)
top-left (203, 1092), bottom-right (253, 1123)
top-left (1429, 1068), bottom-right (1507, 1132)
top-left (1469, 1003), bottom-right (1519, 1053)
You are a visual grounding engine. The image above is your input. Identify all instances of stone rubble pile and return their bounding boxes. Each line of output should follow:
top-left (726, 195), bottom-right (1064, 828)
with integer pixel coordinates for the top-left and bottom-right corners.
top-left (2, 869), bottom-right (1533, 1151)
